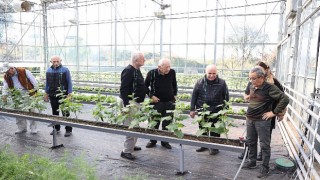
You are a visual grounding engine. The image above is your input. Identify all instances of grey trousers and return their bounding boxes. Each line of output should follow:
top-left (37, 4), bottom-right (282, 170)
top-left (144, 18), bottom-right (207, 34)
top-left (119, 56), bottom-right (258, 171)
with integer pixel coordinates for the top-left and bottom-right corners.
top-left (119, 98), bottom-right (140, 154)
top-left (16, 109), bottom-right (37, 131)
top-left (246, 119), bottom-right (271, 169)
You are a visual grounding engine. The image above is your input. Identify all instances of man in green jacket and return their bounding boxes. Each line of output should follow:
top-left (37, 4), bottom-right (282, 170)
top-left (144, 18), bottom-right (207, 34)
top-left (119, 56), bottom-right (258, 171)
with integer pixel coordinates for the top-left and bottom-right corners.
top-left (242, 67), bottom-right (289, 178)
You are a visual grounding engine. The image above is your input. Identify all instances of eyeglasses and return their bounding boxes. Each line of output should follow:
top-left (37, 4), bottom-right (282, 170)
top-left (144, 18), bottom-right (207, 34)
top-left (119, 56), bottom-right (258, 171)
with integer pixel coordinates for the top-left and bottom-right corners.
top-left (249, 76), bottom-right (261, 81)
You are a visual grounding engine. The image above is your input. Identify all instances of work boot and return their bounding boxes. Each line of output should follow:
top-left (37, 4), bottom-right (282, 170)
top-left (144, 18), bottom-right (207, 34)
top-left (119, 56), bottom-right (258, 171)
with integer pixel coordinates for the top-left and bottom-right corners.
top-left (209, 149), bottom-right (219, 155)
top-left (146, 141), bottom-right (157, 148)
top-left (133, 146), bottom-right (142, 151)
top-left (120, 152), bottom-right (135, 160)
top-left (242, 161), bottom-right (257, 169)
top-left (161, 142), bottom-right (172, 149)
top-left (15, 129), bottom-right (27, 134)
top-left (64, 131), bottom-right (72, 137)
top-left (238, 150), bottom-right (249, 159)
top-left (196, 147), bottom-right (208, 152)
top-left (257, 165), bottom-right (269, 178)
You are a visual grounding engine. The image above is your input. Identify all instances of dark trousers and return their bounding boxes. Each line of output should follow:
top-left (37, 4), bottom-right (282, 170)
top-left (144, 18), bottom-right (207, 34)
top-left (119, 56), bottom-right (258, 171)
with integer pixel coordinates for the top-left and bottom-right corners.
top-left (150, 101), bottom-right (175, 143)
top-left (246, 119), bottom-right (271, 169)
top-left (49, 96), bottom-right (72, 132)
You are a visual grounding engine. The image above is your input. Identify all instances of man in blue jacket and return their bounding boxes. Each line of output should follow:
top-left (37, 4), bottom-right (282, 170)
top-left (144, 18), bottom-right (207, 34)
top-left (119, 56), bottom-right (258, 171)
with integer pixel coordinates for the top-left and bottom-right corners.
top-left (44, 55), bottom-right (73, 137)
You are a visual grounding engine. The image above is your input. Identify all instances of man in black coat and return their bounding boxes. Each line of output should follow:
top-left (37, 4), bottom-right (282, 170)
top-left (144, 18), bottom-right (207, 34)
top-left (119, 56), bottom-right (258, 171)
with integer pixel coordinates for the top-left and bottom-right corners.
top-left (120, 51), bottom-right (147, 160)
top-left (144, 58), bottom-right (177, 149)
top-left (190, 64), bottom-right (229, 155)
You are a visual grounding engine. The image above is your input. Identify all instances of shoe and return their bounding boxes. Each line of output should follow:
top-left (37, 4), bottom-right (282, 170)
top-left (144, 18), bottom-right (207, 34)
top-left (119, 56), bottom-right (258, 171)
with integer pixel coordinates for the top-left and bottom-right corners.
top-left (146, 141), bottom-right (157, 148)
top-left (209, 149), bottom-right (219, 155)
top-left (50, 130), bottom-right (60, 135)
top-left (64, 131), bottom-right (72, 137)
top-left (196, 147), bottom-right (208, 152)
top-left (120, 151), bottom-right (135, 160)
top-left (242, 161), bottom-right (257, 169)
top-left (257, 166), bottom-right (269, 178)
top-left (238, 151), bottom-right (249, 159)
top-left (15, 129), bottom-right (27, 134)
top-left (30, 129), bottom-right (38, 134)
top-left (161, 142), bottom-right (172, 149)
top-left (134, 146), bottom-right (142, 151)
top-left (257, 152), bottom-right (262, 161)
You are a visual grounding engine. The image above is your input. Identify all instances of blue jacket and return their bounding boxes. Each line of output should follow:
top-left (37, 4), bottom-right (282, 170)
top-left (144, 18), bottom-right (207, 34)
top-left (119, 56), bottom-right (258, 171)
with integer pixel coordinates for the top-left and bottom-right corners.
top-left (45, 65), bottom-right (72, 97)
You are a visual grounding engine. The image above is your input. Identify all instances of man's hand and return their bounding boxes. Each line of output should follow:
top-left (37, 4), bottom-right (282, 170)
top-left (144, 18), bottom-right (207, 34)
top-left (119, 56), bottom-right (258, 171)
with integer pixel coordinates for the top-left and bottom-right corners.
top-left (44, 94), bottom-right (49, 102)
top-left (189, 111), bottom-right (196, 118)
top-left (151, 96), bottom-right (160, 103)
top-left (262, 111), bottom-right (276, 120)
top-left (67, 93), bottom-right (72, 99)
top-left (277, 108), bottom-right (287, 121)
top-left (244, 94), bottom-right (250, 102)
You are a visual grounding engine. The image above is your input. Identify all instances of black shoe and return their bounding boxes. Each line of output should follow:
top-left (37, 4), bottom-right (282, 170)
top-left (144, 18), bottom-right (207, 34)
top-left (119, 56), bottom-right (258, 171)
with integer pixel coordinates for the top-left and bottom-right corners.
top-left (64, 131), bottom-right (72, 137)
top-left (242, 161), bottom-right (257, 169)
top-left (196, 147), bottom-right (208, 152)
top-left (209, 149), bottom-right (219, 155)
top-left (161, 142), bottom-right (172, 149)
top-left (134, 146), bottom-right (142, 151)
top-left (257, 152), bottom-right (262, 161)
top-left (238, 151), bottom-right (249, 159)
top-left (120, 152), bottom-right (135, 160)
top-left (146, 141), bottom-right (157, 148)
top-left (257, 166), bottom-right (269, 178)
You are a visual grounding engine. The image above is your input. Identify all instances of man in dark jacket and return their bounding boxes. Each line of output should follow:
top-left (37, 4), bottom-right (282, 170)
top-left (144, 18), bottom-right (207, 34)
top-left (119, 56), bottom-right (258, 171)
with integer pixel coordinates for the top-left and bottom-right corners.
top-left (120, 51), bottom-right (147, 160)
top-left (44, 55), bottom-right (73, 137)
top-left (144, 58), bottom-right (177, 149)
top-left (190, 64), bottom-right (229, 155)
top-left (242, 67), bottom-right (289, 178)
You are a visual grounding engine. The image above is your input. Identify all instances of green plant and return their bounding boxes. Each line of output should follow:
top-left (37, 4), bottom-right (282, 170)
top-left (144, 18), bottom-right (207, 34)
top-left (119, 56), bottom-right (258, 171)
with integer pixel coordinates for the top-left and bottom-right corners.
top-left (192, 103), bottom-right (215, 137)
top-left (125, 96), bottom-right (145, 129)
top-left (210, 101), bottom-right (236, 140)
top-left (141, 100), bottom-right (161, 129)
top-left (57, 89), bottom-right (83, 119)
top-left (165, 103), bottom-right (189, 138)
top-left (0, 146), bottom-right (97, 180)
top-left (21, 91), bottom-right (46, 113)
top-left (7, 88), bottom-right (23, 109)
top-left (237, 108), bottom-right (246, 115)
top-left (91, 92), bottom-right (108, 121)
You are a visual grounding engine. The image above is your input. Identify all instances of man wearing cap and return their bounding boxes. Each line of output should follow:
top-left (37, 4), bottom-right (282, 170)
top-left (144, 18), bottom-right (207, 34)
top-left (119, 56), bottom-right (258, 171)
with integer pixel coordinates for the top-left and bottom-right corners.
top-left (2, 63), bottom-right (38, 134)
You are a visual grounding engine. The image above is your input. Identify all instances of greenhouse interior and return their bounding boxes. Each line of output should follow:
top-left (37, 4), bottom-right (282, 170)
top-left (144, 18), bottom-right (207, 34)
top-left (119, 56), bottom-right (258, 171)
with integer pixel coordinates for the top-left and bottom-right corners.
top-left (0, 0), bottom-right (319, 179)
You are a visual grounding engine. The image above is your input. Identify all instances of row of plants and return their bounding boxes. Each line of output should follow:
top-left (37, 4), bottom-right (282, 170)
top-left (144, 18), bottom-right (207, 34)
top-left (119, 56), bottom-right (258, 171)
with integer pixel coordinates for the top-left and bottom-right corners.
top-left (35, 81), bottom-right (246, 103)
top-left (0, 146), bottom-right (97, 180)
top-left (1, 88), bottom-right (242, 141)
top-left (35, 71), bottom-right (248, 91)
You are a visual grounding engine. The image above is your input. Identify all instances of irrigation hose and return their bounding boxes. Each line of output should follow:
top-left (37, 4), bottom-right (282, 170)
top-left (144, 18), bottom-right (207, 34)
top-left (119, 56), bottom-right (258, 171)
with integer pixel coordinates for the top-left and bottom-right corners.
top-left (233, 145), bottom-right (248, 180)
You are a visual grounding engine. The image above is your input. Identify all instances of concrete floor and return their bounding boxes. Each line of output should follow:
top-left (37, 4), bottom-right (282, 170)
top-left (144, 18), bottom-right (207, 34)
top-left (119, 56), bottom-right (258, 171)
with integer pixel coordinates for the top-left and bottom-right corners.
top-left (0, 104), bottom-right (295, 180)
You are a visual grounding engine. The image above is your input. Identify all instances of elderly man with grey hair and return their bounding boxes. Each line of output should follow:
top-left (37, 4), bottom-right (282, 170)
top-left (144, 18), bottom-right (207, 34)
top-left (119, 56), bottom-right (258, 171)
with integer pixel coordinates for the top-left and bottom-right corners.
top-left (119, 51), bottom-right (147, 160)
top-left (190, 64), bottom-right (229, 155)
top-left (144, 58), bottom-right (177, 149)
top-left (242, 67), bottom-right (289, 178)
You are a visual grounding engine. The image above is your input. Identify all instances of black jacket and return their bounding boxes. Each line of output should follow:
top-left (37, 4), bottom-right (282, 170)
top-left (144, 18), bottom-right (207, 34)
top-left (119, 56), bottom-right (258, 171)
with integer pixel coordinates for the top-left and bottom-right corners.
top-left (190, 75), bottom-right (229, 112)
top-left (145, 69), bottom-right (177, 102)
top-left (120, 65), bottom-right (147, 106)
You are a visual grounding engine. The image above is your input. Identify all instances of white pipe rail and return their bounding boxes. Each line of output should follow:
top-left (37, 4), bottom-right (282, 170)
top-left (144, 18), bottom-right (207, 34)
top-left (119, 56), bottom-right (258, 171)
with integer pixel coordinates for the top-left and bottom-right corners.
top-left (279, 84), bottom-right (320, 179)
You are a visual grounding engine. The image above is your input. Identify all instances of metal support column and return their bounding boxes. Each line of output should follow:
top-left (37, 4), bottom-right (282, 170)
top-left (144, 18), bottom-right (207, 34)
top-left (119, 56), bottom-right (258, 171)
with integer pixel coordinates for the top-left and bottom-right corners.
top-left (50, 127), bottom-right (63, 149)
top-left (175, 144), bottom-right (188, 175)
